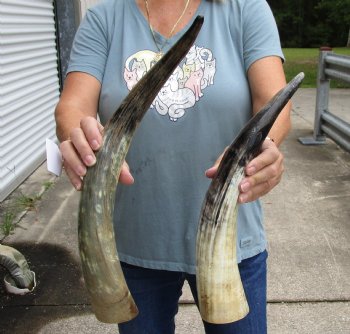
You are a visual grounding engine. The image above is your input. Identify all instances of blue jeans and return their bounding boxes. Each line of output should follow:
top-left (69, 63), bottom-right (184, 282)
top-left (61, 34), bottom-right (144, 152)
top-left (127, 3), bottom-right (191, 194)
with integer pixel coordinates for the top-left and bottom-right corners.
top-left (118, 250), bottom-right (267, 334)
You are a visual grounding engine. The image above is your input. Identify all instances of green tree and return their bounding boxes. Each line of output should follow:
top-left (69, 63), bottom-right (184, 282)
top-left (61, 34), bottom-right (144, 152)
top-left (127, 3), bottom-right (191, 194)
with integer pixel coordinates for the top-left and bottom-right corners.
top-left (315, 0), bottom-right (350, 47)
top-left (268, 0), bottom-right (350, 47)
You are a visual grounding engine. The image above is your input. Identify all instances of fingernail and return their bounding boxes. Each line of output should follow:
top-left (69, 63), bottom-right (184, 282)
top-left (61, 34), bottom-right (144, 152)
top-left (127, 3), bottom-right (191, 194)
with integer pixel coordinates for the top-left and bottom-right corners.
top-left (91, 139), bottom-right (100, 150)
top-left (240, 182), bottom-right (250, 192)
top-left (85, 155), bottom-right (96, 166)
top-left (239, 194), bottom-right (248, 203)
top-left (77, 165), bottom-right (86, 176)
top-left (74, 182), bottom-right (82, 190)
top-left (247, 166), bottom-right (256, 175)
top-left (126, 169), bottom-right (134, 182)
top-left (205, 167), bottom-right (214, 176)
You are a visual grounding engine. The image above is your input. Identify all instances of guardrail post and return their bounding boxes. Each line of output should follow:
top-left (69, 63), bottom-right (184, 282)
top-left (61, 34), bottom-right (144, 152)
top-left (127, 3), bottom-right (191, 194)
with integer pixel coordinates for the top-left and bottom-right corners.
top-left (299, 46), bottom-right (332, 145)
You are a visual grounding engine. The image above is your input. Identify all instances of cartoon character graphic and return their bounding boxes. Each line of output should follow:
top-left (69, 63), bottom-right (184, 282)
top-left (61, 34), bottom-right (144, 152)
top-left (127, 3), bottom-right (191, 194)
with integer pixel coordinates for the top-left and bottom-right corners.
top-left (123, 45), bottom-right (217, 122)
top-left (185, 68), bottom-right (204, 101)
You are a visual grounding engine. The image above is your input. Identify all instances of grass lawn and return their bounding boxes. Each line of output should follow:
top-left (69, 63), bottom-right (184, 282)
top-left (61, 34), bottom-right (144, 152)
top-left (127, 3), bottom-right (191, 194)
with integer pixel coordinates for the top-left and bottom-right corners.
top-left (283, 48), bottom-right (350, 88)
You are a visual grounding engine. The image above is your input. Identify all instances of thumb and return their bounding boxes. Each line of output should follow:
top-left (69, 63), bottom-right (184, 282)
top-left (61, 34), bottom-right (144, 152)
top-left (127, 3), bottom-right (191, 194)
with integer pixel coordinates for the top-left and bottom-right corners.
top-left (205, 148), bottom-right (228, 179)
top-left (119, 161), bottom-right (134, 185)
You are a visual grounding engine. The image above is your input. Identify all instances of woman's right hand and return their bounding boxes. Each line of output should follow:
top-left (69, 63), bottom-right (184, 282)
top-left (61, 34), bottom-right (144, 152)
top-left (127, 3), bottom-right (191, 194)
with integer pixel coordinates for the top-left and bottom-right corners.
top-left (59, 116), bottom-right (134, 190)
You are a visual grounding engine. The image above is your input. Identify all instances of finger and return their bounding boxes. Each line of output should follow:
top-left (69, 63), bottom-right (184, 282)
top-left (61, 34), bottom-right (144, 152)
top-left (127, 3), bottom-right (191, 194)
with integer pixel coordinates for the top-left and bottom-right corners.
top-left (240, 153), bottom-right (283, 193)
top-left (247, 153), bottom-right (283, 186)
top-left (119, 161), bottom-right (134, 185)
top-left (80, 117), bottom-right (103, 151)
top-left (238, 175), bottom-right (281, 203)
top-left (70, 127), bottom-right (97, 167)
top-left (245, 139), bottom-right (279, 176)
top-left (60, 140), bottom-right (87, 178)
top-left (205, 166), bottom-right (217, 179)
top-left (64, 162), bottom-right (83, 191)
top-left (239, 154), bottom-right (284, 204)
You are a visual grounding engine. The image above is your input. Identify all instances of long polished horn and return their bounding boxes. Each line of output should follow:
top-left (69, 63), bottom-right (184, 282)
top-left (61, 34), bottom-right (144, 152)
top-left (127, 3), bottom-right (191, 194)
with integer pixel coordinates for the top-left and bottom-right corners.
top-left (196, 72), bottom-right (305, 324)
top-left (78, 16), bottom-right (204, 324)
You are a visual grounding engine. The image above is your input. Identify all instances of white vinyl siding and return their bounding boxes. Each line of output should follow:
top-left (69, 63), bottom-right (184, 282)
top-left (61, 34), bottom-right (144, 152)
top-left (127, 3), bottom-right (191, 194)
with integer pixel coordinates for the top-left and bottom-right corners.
top-left (0, 0), bottom-right (60, 201)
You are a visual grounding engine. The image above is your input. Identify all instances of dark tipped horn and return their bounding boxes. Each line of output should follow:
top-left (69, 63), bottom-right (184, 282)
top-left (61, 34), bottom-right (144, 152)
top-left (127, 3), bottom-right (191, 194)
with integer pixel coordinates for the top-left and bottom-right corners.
top-left (196, 72), bottom-right (304, 324)
top-left (78, 16), bottom-right (204, 324)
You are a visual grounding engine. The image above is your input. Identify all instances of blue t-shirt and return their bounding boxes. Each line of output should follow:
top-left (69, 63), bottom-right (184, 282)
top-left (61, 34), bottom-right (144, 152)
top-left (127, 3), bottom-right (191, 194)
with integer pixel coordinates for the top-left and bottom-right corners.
top-left (68, 0), bottom-right (284, 274)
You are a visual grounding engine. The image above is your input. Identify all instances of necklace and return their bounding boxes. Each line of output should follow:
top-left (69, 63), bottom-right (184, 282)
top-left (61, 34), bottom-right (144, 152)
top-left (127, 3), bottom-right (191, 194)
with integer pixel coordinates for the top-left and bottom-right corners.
top-left (144, 0), bottom-right (191, 61)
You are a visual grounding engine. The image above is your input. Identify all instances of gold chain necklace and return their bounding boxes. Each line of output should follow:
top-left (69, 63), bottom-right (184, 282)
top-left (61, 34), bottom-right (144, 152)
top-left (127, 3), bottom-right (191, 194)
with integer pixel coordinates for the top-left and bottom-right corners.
top-left (144, 0), bottom-right (191, 61)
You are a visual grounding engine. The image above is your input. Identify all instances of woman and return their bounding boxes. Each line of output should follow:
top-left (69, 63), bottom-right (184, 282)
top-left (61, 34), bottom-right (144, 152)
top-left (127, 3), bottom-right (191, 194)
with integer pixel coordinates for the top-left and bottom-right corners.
top-left (55, 0), bottom-right (290, 333)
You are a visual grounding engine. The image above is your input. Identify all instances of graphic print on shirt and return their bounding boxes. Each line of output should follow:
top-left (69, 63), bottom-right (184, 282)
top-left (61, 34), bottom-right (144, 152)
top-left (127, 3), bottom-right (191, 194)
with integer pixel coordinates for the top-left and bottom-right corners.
top-left (123, 45), bottom-right (217, 122)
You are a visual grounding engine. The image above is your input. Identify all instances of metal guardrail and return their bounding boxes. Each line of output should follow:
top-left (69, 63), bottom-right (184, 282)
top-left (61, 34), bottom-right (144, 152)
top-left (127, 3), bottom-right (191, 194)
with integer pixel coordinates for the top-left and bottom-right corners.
top-left (299, 47), bottom-right (350, 152)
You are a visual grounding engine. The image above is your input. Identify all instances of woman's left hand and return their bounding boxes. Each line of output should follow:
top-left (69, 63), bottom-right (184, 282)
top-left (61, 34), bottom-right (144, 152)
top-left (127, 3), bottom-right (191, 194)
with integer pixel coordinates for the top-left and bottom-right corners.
top-left (238, 138), bottom-right (284, 203)
top-left (205, 138), bottom-right (284, 204)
